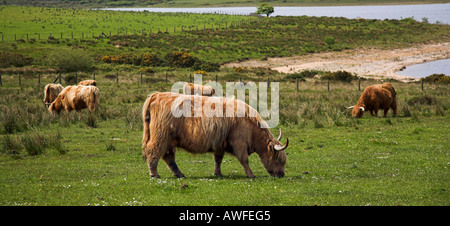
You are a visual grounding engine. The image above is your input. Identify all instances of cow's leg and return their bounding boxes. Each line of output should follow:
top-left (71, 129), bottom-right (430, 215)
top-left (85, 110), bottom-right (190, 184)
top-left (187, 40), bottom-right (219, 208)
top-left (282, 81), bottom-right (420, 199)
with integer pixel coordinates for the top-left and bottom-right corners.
top-left (383, 108), bottom-right (389, 117)
top-left (234, 148), bottom-right (255, 178)
top-left (238, 154), bottom-right (255, 178)
top-left (214, 152), bottom-right (224, 177)
top-left (162, 147), bottom-right (185, 178)
top-left (143, 143), bottom-right (165, 178)
top-left (391, 101), bottom-right (397, 116)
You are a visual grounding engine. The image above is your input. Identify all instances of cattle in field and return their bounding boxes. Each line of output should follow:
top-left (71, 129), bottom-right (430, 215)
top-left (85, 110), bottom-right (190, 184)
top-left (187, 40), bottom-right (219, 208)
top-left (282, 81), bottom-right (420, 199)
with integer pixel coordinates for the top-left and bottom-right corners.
top-left (141, 92), bottom-right (289, 178)
top-left (78, 80), bottom-right (97, 86)
top-left (348, 83), bottom-right (397, 118)
top-left (43, 84), bottom-right (64, 107)
top-left (183, 82), bottom-right (216, 96)
top-left (48, 85), bottom-right (99, 114)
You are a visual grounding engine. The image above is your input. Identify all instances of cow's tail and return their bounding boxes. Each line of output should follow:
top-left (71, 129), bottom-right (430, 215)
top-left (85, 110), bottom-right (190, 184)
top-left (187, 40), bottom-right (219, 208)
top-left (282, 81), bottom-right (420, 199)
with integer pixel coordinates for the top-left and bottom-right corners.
top-left (141, 95), bottom-right (153, 161)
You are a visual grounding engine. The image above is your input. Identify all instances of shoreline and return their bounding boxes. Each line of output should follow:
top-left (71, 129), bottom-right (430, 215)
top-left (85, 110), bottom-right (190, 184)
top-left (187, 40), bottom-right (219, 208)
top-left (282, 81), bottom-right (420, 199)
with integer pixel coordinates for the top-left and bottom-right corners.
top-left (223, 42), bottom-right (450, 82)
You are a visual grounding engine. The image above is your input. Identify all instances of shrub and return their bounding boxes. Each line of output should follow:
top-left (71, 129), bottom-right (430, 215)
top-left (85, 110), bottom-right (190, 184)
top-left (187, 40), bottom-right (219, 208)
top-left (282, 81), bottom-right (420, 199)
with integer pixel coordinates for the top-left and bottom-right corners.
top-left (1, 135), bottom-right (22, 155)
top-left (193, 70), bottom-right (207, 76)
top-left (407, 95), bottom-right (436, 106)
top-left (321, 70), bottom-right (355, 83)
top-left (21, 133), bottom-right (47, 156)
top-left (139, 53), bottom-right (162, 67)
top-left (45, 49), bottom-right (93, 72)
top-left (422, 74), bottom-right (450, 83)
top-left (284, 73), bottom-right (306, 81)
top-left (0, 52), bottom-right (33, 68)
top-left (164, 51), bottom-right (199, 68)
top-left (192, 61), bottom-right (220, 72)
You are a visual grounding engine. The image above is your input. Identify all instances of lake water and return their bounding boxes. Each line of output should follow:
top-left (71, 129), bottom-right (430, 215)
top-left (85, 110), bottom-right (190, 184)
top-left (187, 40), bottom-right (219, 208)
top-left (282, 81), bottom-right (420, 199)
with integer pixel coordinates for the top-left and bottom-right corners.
top-left (105, 3), bottom-right (450, 24)
top-left (104, 4), bottom-right (450, 78)
top-left (397, 59), bottom-right (450, 78)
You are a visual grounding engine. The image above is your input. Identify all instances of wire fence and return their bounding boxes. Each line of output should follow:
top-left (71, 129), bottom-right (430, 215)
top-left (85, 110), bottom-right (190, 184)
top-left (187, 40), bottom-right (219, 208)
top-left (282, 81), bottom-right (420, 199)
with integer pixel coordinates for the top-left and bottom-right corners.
top-left (1, 17), bottom-right (257, 42)
top-left (0, 71), bottom-right (433, 93)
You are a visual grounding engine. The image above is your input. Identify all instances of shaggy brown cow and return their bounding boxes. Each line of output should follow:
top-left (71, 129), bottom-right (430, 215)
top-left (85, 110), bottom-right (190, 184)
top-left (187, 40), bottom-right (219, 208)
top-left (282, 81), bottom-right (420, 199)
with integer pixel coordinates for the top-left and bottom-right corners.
top-left (78, 80), bottom-right (97, 86)
top-left (48, 85), bottom-right (99, 114)
top-left (142, 92), bottom-right (289, 178)
top-left (348, 83), bottom-right (397, 118)
top-left (183, 82), bottom-right (215, 96)
top-left (43, 84), bottom-right (64, 107)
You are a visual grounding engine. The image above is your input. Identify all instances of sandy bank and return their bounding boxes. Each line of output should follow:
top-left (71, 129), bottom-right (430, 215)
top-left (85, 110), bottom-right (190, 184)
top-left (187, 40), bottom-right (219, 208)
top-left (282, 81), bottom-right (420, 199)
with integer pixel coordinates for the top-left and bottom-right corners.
top-left (223, 42), bottom-right (450, 82)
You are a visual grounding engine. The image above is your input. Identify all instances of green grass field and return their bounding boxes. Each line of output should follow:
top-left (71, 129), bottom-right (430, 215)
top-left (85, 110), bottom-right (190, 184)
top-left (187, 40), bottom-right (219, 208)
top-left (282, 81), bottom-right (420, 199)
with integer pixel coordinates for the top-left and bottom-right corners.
top-left (0, 71), bottom-right (448, 206)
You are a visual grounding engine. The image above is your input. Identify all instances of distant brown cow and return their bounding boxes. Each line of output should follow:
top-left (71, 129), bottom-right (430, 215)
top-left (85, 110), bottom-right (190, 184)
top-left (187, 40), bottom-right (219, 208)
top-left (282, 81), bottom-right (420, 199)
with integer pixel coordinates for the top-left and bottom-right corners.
top-left (348, 83), bottom-right (397, 118)
top-left (48, 85), bottom-right (99, 114)
top-left (183, 83), bottom-right (215, 96)
top-left (142, 92), bottom-right (289, 178)
top-left (43, 84), bottom-right (64, 107)
top-left (78, 80), bottom-right (97, 86)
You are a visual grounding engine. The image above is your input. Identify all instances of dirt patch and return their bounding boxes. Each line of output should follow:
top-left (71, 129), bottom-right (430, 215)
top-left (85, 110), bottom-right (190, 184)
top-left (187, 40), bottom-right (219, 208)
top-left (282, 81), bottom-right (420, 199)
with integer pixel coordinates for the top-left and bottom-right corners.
top-left (223, 42), bottom-right (450, 82)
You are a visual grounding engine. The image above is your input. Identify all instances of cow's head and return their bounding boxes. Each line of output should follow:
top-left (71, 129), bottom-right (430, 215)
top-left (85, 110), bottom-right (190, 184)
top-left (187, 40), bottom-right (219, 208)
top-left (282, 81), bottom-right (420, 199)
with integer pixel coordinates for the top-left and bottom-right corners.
top-left (348, 105), bottom-right (365, 118)
top-left (261, 129), bottom-right (288, 178)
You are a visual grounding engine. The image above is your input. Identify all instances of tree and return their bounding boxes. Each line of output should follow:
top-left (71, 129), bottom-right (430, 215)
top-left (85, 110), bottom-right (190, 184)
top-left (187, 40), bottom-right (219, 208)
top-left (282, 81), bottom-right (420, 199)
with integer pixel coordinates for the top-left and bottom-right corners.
top-left (256, 4), bottom-right (274, 17)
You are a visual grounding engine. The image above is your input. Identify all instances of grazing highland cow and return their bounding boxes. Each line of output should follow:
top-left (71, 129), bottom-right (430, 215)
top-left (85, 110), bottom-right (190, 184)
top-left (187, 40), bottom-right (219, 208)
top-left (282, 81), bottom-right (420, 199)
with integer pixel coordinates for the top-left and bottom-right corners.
top-left (348, 83), bottom-right (397, 118)
top-left (78, 80), bottom-right (97, 86)
top-left (183, 82), bottom-right (216, 96)
top-left (43, 84), bottom-right (64, 107)
top-left (141, 92), bottom-right (289, 178)
top-left (48, 85), bottom-right (99, 114)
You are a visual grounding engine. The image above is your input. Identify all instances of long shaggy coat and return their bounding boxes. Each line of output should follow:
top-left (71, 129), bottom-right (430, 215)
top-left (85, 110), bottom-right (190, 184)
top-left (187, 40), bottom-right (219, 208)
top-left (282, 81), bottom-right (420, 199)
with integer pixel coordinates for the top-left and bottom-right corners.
top-left (43, 84), bottom-right (64, 107)
top-left (78, 80), bottom-right (97, 86)
top-left (48, 85), bottom-right (99, 114)
top-left (351, 83), bottom-right (397, 117)
top-left (183, 83), bottom-right (215, 96)
top-left (141, 92), bottom-right (288, 178)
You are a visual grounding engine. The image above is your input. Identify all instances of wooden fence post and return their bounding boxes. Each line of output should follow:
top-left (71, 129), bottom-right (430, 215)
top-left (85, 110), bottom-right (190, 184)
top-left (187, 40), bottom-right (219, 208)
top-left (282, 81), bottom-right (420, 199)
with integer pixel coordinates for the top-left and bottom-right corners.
top-left (93, 73), bottom-right (96, 81)
top-left (327, 79), bottom-right (330, 92)
top-left (165, 73), bottom-right (168, 83)
top-left (59, 73), bottom-right (62, 84)
top-left (421, 79), bottom-right (424, 91)
top-left (116, 72), bottom-right (119, 83)
top-left (38, 74), bottom-right (41, 86)
top-left (296, 78), bottom-right (299, 91)
top-left (19, 74), bottom-right (21, 88)
top-left (358, 77), bottom-right (361, 91)
top-left (0, 73), bottom-right (2, 86)
top-left (140, 73), bottom-right (143, 85)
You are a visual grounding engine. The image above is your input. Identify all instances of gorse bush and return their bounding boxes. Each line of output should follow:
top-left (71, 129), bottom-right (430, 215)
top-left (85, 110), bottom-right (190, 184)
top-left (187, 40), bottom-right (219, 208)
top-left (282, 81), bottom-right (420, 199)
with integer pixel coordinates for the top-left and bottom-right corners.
top-left (164, 51), bottom-right (199, 68)
top-left (45, 49), bottom-right (93, 72)
top-left (0, 52), bottom-right (33, 68)
top-left (321, 70), bottom-right (356, 83)
top-left (422, 74), bottom-right (450, 83)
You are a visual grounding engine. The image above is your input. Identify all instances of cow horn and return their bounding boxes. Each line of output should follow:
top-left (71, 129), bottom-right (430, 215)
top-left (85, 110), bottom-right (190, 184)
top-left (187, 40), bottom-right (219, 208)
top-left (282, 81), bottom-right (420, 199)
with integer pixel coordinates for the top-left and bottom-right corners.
top-left (347, 106), bottom-right (354, 109)
top-left (360, 107), bottom-right (365, 111)
top-left (274, 138), bottom-right (289, 151)
top-left (277, 128), bottom-right (282, 141)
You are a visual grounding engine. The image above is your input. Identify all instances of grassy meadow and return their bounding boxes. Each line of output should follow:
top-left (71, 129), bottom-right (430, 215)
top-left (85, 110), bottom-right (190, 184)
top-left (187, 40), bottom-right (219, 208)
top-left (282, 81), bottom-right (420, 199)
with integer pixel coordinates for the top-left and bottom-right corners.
top-left (0, 71), bottom-right (449, 206)
top-left (0, 6), bottom-right (449, 206)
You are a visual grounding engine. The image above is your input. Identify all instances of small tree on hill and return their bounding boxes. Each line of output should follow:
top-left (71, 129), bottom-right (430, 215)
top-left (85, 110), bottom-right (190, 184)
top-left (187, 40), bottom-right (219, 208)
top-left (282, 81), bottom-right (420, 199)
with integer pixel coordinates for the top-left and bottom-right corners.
top-left (256, 4), bottom-right (274, 17)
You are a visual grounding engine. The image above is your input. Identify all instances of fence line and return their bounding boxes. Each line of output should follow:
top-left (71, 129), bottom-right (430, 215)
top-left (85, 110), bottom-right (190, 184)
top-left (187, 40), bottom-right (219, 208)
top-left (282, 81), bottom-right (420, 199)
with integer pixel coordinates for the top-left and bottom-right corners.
top-left (1, 18), bottom-right (257, 42)
top-left (0, 72), bottom-right (433, 92)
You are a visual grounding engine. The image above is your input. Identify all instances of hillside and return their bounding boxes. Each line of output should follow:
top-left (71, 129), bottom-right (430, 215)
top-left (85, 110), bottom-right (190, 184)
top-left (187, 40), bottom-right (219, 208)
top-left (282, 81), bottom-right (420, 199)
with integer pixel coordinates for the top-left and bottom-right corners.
top-left (2, 0), bottom-right (449, 8)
